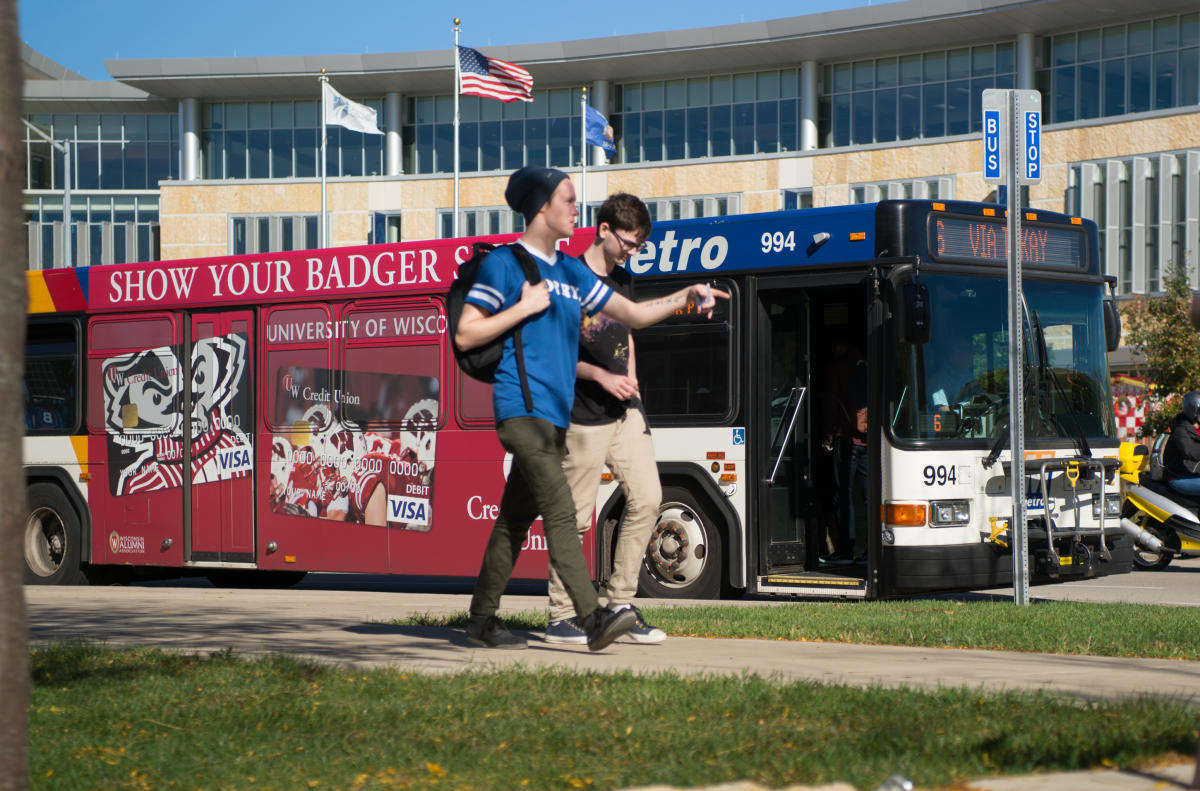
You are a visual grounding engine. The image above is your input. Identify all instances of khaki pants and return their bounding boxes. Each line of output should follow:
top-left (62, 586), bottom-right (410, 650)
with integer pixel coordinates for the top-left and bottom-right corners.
top-left (549, 406), bottom-right (661, 622)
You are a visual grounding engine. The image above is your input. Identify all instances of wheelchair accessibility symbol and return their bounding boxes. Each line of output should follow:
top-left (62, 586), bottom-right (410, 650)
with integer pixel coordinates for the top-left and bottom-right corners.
top-left (732, 428), bottom-right (745, 446)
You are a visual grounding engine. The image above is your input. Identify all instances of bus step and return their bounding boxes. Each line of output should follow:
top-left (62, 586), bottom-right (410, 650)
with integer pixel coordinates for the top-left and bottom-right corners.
top-left (757, 572), bottom-right (867, 598)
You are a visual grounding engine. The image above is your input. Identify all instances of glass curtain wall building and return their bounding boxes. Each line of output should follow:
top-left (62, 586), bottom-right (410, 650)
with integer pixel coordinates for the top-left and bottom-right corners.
top-left (22, 112), bottom-right (176, 267)
top-left (20, 2), bottom-right (1200, 298)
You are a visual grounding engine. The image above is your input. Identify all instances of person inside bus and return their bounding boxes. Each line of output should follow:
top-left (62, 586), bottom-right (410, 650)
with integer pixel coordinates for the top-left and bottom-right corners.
top-left (454, 166), bottom-right (728, 651)
top-left (928, 341), bottom-right (976, 413)
top-left (820, 341), bottom-right (867, 564)
top-left (1163, 391), bottom-right (1200, 497)
top-left (546, 193), bottom-right (666, 646)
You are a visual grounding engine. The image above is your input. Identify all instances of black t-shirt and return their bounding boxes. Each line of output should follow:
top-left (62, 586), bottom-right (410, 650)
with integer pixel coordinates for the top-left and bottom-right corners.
top-left (1164, 412), bottom-right (1200, 478)
top-left (570, 264), bottom-right (635, 425)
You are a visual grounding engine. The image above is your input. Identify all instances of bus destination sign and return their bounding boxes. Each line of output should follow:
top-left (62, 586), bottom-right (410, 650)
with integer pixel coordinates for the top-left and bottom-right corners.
top-left (932, 216), bottom-right (1083, 268)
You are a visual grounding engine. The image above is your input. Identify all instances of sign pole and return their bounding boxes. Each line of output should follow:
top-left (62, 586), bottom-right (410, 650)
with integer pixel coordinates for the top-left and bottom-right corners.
top-left (983, 88), bottom-right (1040, 606)
top-left (1006, 87), bottom-right (1029, 607)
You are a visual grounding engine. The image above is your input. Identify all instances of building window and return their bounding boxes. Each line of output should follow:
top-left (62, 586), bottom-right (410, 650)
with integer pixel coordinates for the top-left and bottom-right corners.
top-left (371, 213), bottom-right (403, 245)
top-left (782, 189), bottom-right (814, 210)
top-left (1036, 13), bottom-right (1199, 124)
top-left (202, 100), bottom-right (384, 180)
top-left (1070, 151), bottom-right (1200, 296)
top-left (616, 71), bottom-right (800, 164)
top-left (230, 214), bottom-right (319, 254)
top-left (23, 194), bottom-right (160, 269)
top-left (821, 43), bottom-right (1015, 147)
top-left (23, 112), bottom-right (178, 191)
top-left (407, 90), bottom-right (581, 176)
top-left (849, 178), bottom-right (955, 203)
top-left (646, 194), bottom-right (740, 222)
top-left (436, 207), bottom-right (523, 239)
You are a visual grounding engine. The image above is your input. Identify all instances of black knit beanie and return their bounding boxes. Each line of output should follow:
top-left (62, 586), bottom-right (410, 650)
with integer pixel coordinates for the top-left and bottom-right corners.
top-left (505, 166), bottom-right (569, 224)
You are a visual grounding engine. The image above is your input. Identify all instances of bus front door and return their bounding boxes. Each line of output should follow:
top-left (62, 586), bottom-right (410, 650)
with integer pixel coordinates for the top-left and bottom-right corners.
top-left (187, 312), bottom-right (255, 563)
top-left (757, 290), bottom-right (812, 572)
top-left (755, 284), bottom-right (871, 598)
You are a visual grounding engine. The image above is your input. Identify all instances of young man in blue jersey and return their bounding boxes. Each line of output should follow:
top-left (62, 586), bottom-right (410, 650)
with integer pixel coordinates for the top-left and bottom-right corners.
top-left (455, 166), bottom-right (725, 651)
top-left (545, 193), bottom-right (665, 646)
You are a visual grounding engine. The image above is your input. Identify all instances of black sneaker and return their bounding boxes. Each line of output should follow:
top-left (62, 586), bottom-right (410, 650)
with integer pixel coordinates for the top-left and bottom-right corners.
top-left (465, 614), bottom-right (527, 649)
top-left (582, 605), bottom-right (637, 652)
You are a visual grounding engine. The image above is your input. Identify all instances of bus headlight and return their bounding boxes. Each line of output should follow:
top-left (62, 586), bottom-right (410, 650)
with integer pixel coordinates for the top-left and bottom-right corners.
top-left (1091, 497), bottom-right (1121, 518)
top-left (929, 499), bottom-right (970, 526)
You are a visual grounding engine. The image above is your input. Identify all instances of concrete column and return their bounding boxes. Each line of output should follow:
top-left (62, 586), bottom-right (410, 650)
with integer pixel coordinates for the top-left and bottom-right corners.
top-left (1017, 33), bottom-right (1035, 91)
top-left (386, 92), bottom-right (403, 176)
top-left (800, 61), bottom-right (818, 151)
top-left (590, 80), bottom-right (610, 166)
top-left (180, 98), bottom-right (200, 180)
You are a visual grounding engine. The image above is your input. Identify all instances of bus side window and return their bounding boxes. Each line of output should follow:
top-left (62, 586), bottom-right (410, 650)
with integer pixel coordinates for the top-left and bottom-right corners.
top-left (25, 318), bottom-right (81, 435)
top-left (632, 282), bottom-right (734, 424)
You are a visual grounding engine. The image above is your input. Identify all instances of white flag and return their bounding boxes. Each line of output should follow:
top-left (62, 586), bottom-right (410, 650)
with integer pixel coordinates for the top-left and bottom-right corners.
top-left (322, 82), bottom-right (383, 135)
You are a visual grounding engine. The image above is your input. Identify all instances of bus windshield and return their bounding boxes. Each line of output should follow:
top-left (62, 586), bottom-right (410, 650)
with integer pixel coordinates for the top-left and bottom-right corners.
top-left (889, 273), bottom-right (1115, 443)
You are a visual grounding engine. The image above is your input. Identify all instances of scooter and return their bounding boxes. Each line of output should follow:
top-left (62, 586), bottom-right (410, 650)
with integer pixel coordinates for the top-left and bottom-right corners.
top-left (1118, 439), bottom-right (1200, 570)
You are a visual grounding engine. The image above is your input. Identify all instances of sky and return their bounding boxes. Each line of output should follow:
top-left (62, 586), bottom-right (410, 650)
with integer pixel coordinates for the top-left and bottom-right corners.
top-left (19, 0), bottom-right (885, 81)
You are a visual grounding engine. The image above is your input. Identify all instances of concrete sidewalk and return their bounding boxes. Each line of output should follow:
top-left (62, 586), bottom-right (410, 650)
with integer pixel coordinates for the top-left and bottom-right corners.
top-left (24, 586), bottom-right (1200, 791)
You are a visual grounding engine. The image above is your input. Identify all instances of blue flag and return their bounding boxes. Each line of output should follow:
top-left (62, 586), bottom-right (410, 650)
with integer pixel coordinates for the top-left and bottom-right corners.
top-left (585, 104), bottom-right (617, 156)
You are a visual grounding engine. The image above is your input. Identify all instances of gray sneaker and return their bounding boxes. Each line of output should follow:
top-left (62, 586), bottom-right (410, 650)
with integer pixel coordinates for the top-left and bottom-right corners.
top-left (624, 606), bottom-right (666, 644)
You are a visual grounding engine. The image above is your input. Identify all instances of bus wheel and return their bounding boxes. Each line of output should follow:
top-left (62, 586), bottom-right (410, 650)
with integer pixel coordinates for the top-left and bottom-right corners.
top-left (638, 486), bottom-right (722, 599)
top-left (24, 483), bottom-right (86, 585)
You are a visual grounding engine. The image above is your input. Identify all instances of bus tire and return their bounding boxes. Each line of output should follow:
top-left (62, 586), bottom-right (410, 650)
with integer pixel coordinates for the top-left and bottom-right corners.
top-left (24, 482), bottom-right (86, 585)
top-left (638, 485), bottom-right (722, 600)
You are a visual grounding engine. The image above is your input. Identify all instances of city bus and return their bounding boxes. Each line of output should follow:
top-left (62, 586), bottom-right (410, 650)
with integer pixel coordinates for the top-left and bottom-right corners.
top-left (23, 199), bottom-right (1135, 598)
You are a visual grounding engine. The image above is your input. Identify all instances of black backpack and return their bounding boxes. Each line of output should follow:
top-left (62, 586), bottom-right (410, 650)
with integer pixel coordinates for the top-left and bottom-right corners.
top-left (446, 242), bottom-right (542, 413)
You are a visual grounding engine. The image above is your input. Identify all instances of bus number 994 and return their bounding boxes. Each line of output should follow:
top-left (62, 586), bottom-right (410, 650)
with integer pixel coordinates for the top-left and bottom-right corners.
top-left (761, 231), bottom-right (796, 253)
top-left (923, 465), bottom-right (957, 486)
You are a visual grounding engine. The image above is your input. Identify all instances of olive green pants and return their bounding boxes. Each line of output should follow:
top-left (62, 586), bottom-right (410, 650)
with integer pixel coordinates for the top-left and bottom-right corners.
top-left (469, 417), bottom-right (599, 620)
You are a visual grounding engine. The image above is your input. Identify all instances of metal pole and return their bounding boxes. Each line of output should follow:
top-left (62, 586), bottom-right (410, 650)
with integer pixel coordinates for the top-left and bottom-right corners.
top-left (1007, 90), bottom-right (1028, 606)
top-left (320, 70), bottom-right (328, 248)
top-left (62, 142), bottom-right (72, 268)
top-left (453, 19), bottom-right (461, 238)
top-left (580, 86), bottom-right (587, 226)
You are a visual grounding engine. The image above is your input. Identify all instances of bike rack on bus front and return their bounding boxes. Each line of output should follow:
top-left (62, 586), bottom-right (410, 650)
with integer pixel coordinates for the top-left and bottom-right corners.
top-left (1000, 456), bottom-right (1120, 570)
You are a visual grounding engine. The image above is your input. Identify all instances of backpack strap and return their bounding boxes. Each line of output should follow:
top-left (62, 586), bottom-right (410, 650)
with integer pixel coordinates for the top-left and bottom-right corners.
top-left (505, 244), bottom-right (544, 414)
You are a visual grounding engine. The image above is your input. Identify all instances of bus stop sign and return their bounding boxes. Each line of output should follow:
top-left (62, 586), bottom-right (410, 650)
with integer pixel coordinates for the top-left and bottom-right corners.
top-left (1024, 106), bottom-right (1041, 182)
top-left (981, 89), bottom-right (1041, 185)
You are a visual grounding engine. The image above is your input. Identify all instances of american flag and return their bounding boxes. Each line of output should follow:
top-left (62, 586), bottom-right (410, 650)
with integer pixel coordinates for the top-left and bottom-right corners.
top-left (458, 46), bottom-right (533, 103)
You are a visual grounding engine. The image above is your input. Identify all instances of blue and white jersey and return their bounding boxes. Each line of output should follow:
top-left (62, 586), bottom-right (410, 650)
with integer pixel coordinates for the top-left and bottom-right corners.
top-left (466, 242), bottom-right (612, 428)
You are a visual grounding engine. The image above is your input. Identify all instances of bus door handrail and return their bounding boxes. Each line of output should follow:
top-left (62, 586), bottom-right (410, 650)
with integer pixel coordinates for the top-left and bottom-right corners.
top-left (766, 386), bottom-right (807, 485)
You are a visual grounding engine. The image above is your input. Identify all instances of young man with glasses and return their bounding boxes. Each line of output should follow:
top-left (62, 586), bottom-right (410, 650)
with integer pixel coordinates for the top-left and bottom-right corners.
top-left (545, 193), bottom-right (669, 646)
top-left (456, 171), bottom-right (726, 651)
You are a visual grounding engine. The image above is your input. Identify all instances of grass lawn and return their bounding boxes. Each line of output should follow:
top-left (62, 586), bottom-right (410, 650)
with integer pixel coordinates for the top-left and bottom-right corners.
top-left (396, 598), bottom-right (1200, 661)
top-left (27, 642), bottom-right (1198, 791)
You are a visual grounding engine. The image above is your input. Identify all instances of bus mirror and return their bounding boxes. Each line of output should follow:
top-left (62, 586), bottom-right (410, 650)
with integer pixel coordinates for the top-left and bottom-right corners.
top-left (1103, 300), bottom-right (1121, 353)
top-left (898, 282), bottom-right (930, 345)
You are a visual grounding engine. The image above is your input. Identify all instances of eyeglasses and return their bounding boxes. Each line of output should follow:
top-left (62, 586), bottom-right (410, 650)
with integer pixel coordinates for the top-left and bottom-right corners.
top-left (611, 231), bottom-right (647, 254)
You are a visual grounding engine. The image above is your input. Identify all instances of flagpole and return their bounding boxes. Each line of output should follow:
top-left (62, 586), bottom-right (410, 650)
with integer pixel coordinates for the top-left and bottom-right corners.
top-left (580, 86), bottom-right (587, 227)
top-left (453, 18), bottom-right (461, 238)
top-left (320, 69), bottom-right (328, 248)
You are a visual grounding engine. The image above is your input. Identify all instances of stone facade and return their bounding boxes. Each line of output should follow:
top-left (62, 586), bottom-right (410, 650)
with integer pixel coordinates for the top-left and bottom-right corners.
top-left (158, 109), bottom-right (1200, 262)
